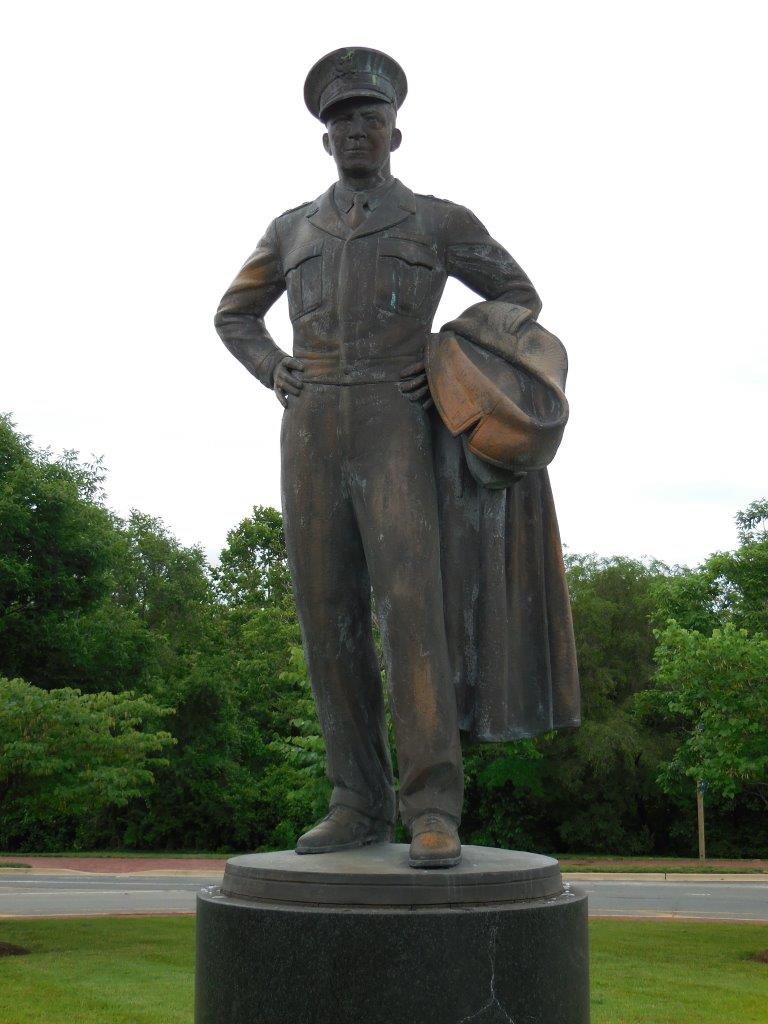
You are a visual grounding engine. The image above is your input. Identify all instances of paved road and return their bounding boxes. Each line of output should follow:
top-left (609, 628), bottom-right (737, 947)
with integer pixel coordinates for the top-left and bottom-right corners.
top-left (1, 873), bottom-right (767, 921)
top-left (569, 878), bottom-right (768, 922)
top-left (0, 874), bottom-right (217, 918)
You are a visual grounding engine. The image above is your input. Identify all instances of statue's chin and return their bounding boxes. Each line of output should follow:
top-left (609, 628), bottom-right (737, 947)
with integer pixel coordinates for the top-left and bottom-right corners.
top-left (340, 157), bottom-right (380, 176)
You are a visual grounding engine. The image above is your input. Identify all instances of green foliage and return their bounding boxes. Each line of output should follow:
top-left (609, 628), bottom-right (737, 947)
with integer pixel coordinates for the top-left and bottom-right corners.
top-left (522, 555), bottom-right (676, 855)
top-left (112, 510), bottom-right (214, 649)
top-left (214, 506), bottom-right (292, 610)
top-left (0, 415), bottom-right (125, 687)
top-left (736, 498), bottom-right (768, 544)
top-left (262, 644), bottom-right (330, 848)
top-left (1, 414), bottom-right (767, 857)
top-left (269, 645), bottom-right (326, 781)
top-left (461, 740), bottom-right (545, 849)
top-left (0, 677), bottom-right (173, 847)
top-left (565, 554), bottom-right (663, 714)
top-left (641, 622), bottom-right (768, 804)
top-left (650, 566), bottom-right (724, 635)
top-left (651, 497), bottom-right (768, 637)
top-left (705, 515), bottom-right (768, 637)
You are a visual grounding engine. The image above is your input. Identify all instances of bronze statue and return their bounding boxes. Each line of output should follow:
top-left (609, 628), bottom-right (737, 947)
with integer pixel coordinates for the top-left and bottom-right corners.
top-left (215, 47), bottom-right (580, 869)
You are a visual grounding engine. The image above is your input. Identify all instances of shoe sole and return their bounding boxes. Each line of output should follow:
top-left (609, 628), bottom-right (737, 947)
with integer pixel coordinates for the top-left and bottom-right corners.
top-left (295, 832), bottom-right (392, 855)
top-left (409, 854), bottom-right (461, 869)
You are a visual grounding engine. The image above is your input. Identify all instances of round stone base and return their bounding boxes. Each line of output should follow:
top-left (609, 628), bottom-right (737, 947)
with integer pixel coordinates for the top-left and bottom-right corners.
top-left (195, 844), bottom-right (589, 1024)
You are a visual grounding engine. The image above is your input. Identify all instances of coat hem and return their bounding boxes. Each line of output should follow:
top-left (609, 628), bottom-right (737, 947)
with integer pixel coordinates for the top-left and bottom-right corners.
top-left (461, 716), bottom-right (582, 744)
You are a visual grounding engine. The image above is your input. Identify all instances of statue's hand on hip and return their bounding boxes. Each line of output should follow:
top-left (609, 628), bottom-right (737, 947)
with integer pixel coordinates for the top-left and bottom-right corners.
top-left (274, 357), bottom-right (305, 408)
top-left (398, 361), bottom-right (433, 410)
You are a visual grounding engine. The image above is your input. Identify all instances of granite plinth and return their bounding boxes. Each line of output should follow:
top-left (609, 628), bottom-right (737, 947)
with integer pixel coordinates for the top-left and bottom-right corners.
top-left (195, 844), bottom-right (589, 1024)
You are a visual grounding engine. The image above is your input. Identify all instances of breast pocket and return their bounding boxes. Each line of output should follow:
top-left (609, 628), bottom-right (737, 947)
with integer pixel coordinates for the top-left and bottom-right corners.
top-left (375, 237), bottom-right (435, 318)
top-left (284, 241), bottom-right (324, 320)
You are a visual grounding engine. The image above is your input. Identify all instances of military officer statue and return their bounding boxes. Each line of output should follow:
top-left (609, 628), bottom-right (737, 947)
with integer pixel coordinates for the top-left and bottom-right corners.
top-left (215, 47), bottom-right (580, 869)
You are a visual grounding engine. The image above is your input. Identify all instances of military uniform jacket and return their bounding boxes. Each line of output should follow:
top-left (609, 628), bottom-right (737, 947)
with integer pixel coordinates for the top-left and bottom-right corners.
top-left (215, 178), bottom-right (541, 387)
top-left (214, 177), bottom-right (580, 743)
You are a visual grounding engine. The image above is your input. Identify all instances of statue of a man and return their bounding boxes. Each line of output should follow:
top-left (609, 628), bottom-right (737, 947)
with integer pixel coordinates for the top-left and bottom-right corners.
top-left (215, 47), bottom-right (580, 868)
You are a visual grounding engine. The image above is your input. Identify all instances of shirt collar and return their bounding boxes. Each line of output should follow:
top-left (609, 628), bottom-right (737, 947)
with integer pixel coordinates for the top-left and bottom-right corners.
top-left (333, 176), bottom-right (396, 214)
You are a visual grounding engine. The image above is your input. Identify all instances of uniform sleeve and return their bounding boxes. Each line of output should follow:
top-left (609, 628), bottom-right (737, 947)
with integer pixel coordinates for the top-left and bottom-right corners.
top-left (444, 206), bottom-right (542, 318)
top-left (214, 220), bottom-right (288, 388)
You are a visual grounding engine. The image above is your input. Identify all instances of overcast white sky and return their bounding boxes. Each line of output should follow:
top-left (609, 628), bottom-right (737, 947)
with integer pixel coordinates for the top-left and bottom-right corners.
top-left (2, 1), bottom-right (765, 568)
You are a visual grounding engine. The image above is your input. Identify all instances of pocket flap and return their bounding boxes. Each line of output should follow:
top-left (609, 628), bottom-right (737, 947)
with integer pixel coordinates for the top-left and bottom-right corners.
top-left (283, 240), bottom-right (323, 273)
top-left (378, 237), bottom-right (435, 269)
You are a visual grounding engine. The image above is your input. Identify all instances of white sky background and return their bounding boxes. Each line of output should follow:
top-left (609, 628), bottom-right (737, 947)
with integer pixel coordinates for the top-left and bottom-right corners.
top-left (2, 1), bottom-right (766, 568)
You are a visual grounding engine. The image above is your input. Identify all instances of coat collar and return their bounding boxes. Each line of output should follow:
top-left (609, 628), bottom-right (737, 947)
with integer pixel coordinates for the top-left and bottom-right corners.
top-left (307, 178), bottom-right (416, 240)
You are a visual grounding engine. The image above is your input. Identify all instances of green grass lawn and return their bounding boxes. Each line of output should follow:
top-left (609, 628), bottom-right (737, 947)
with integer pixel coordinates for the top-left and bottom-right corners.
top-left (0, 917), bottom-right (765, 1023)
top-left (590, 920), bottom-right (767, 1023)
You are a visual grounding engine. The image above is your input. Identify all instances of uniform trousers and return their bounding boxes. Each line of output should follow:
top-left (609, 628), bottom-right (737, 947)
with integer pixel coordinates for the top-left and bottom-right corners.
top-left (280, 380), bottom-right (464, 827)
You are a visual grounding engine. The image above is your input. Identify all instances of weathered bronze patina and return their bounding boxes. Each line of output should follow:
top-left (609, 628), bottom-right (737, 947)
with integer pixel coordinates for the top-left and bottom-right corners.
top-left (214, 46), bottom-right (580, 869)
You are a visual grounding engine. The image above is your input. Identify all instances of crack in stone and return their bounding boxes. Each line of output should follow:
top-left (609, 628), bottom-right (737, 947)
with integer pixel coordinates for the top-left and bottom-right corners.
top-left (457, 926), bottom-right (514, 1023)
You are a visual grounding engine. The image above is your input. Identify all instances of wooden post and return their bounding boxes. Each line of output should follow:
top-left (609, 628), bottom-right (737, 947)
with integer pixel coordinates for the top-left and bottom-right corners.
top-left (696, 781), bottom-right (706, 861)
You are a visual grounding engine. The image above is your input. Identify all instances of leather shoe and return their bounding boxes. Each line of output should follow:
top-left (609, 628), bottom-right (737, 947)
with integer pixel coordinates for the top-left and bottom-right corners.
top-left (295, 806), bottom-right (393, 855)
top-left (408, 811), bottom-right (461, 868)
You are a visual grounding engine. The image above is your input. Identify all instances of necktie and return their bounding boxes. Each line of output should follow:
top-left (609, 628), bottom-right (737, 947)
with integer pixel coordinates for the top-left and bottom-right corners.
top-left (347, 192), bottom-right (368, 229)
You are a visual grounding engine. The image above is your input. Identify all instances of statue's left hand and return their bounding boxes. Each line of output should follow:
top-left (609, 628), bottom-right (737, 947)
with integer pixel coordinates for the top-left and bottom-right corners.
top-left (398, 361), bottom-right (433, 410)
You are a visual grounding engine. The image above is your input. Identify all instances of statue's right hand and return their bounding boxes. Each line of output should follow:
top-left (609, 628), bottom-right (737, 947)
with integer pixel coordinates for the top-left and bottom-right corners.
top-left (273, 356), bottom-right (305, 408)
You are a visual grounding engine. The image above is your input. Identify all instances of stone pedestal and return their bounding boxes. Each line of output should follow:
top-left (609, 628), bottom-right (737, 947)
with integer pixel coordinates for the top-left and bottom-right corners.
top-left (195, 844), bottom-right (589, 1024)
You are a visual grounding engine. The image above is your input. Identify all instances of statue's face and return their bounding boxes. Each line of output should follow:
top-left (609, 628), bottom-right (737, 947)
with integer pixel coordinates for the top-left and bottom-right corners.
top-left (323, 98), bottom-right (401, 176)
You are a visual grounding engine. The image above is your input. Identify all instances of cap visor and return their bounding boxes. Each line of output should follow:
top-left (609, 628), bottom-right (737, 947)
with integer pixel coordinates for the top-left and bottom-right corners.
top-left (319, 88), bottom-right (395, 120)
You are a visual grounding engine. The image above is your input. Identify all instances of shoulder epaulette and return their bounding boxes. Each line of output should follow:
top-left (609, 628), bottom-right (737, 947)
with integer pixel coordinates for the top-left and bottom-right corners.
top-left (414, 193), bottom-right (458, 206)
top-left (277, 200), bottom-right (314, 219)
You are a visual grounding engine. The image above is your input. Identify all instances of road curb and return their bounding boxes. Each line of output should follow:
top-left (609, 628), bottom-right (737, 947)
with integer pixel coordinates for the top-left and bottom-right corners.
top-left (564, 872), bottom-right (768, 883)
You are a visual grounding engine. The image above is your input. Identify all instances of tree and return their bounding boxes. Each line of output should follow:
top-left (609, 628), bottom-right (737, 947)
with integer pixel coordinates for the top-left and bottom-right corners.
top-left (112, 509), bottom-right (215, 652)
top-left (0, 677), bottom-right (173, 848)
top-left (461, 739), bottom-right (546, 851)
top-left (263, 644), bottom-right (330, 848)
top-left (639, 621), bottom-right (768, 856)
top-left (648, 621), bottom-right (768, 802)
top-left (120, 509), bottom-right (312, 851)
top-left (564, 554), bottom-right (665, 713)
top-left (705, 500), bottom-right (768, 636)
top-left (214, 506), bottom-right (292, 611)
top-left (652, 500), bottom-right (768, 639)
top-left (4, 407), bottom-right (765, 858)
top-left (524, 555), bottom-right (671, 854)
top-left (736, 499), bottom-right (768, 544)
top-left (0, 415), bottom-right (123, 685)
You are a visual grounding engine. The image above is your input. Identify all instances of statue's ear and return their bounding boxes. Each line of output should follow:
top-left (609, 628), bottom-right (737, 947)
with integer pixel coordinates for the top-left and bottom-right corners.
top-left (322, 133), bottom-right (332, 155)
top-left (390, 128), bottom-right (402, 153)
